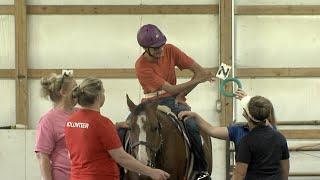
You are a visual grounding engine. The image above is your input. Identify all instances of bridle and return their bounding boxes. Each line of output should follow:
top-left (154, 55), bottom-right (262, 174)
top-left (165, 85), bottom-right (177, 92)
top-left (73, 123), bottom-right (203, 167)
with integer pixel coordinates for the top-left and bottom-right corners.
top-left (129, 117), bottom-right (163, 168)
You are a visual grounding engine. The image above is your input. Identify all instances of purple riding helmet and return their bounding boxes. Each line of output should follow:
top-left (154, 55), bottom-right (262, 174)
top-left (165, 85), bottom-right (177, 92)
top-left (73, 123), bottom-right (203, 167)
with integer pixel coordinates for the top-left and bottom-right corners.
top-left (137, 24), bottom-right (167, 48)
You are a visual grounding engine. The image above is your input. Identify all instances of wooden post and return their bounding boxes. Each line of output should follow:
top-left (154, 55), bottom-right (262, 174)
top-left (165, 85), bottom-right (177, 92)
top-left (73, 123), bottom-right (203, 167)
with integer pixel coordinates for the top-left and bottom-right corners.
top-left (15, 0), bottom-right (28, 127)
top-left (220, 0), bottom-right (233, 179)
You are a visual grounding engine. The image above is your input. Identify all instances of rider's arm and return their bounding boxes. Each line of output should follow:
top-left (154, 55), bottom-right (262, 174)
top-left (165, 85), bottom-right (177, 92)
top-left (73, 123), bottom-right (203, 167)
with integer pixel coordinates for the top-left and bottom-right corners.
top-left (161, 64), bottom-right (211, 96)
top-left (137, 66), bottom-right (203, 96)
top-left (175, 62), bottom-right (210, 98)
top-left (161, 78), bottom-right (201, 96)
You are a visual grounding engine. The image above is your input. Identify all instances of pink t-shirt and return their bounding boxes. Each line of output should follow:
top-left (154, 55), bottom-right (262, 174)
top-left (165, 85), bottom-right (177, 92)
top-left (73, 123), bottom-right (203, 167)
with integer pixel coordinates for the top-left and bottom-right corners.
top-left (35, 108), bottom-right (77, 180)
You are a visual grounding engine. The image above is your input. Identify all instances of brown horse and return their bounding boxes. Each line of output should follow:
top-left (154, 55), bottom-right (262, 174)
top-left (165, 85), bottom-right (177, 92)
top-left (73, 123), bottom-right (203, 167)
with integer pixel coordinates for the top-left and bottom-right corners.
top-left (124, 95), bottom-right (212, 180)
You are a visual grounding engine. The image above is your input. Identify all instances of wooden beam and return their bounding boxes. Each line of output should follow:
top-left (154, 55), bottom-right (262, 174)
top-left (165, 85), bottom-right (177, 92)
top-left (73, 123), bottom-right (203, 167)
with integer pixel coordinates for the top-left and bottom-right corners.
top-left (289, 172), bottom-right (320, 176)
top-left (235, 120), bottom-right (320, 126)
top-left (2, 67), bottom-right (318, 79)
top-left (237, 68), bottom-right (320, 77)
top-left (230, 171), bottom-right (320, 176)
top-left (277, 120), bottom-right (320, 126)
top-left (0, 69), bottom-right (15, 78)
top-left (28, 68), bottom-right (218, 78)
top-left (220, 0), bottom-right (233, 126)
top-left (236, 5), bottom-right (320, 15)
top-left (27, 5), bottom-right (219, 15)
top-left (220, 1), bottom-right (233, 180)
top-left (290, 143), bottom-right (320, 152)
top-left (280, 129), bottom-right (320, 139)
top-left (0, 5), bottom-right (15, 14)
top-left (28, 69), bottom-right (136, 78)
top-left (230, 147), bottom-right (320, 152)
top-left (15, 0), bottom-right (28, 126)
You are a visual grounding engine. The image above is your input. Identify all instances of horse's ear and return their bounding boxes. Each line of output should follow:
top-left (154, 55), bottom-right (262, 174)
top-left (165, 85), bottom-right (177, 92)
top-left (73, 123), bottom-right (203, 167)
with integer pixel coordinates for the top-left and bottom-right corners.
top-left (126, 94), bottom-right (136, 113)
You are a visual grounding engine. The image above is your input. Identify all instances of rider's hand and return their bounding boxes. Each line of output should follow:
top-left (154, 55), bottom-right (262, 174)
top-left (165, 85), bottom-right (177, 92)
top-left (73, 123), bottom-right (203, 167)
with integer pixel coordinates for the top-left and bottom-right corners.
top-left (175, 95), bottom-right (189, 107)
top-left (149, 169), bottom-right (170, 180)
top-left (235, 88), bottom-right (247, 100)
top-left (194, 70), bottom-right (213, 83)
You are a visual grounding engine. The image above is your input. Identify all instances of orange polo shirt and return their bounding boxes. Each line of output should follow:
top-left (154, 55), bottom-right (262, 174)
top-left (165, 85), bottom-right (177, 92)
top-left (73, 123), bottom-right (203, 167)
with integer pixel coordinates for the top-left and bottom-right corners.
top-left (135, 44), bottom-right (195, 99)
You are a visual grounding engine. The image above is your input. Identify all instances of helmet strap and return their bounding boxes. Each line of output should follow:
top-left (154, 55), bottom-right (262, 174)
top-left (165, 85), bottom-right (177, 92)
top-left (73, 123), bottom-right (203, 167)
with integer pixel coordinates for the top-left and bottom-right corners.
top-left (145, 48), bottom-right (157, 59)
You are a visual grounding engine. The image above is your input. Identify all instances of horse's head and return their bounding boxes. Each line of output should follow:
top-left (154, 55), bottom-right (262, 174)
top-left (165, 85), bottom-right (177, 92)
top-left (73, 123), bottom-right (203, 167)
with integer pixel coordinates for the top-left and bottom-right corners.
top-left (126, 95), bottom-right (163, 168)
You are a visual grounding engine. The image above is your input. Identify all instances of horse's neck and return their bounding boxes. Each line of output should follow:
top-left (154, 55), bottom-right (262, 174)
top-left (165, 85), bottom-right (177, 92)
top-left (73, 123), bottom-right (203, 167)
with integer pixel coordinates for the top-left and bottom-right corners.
top-left (158, 115), bottom-right (188, 174)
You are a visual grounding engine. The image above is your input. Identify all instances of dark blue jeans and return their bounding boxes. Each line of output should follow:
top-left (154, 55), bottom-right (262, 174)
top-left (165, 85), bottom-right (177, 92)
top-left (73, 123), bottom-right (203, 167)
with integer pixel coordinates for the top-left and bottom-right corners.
top-left (159, 96), bottom-right (207, 171)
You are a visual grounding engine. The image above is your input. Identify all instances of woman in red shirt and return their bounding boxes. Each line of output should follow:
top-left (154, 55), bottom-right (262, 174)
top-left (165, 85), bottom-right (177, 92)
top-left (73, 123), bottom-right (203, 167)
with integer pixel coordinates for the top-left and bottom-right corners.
top-left (65, 77), bottom-right (169, 180)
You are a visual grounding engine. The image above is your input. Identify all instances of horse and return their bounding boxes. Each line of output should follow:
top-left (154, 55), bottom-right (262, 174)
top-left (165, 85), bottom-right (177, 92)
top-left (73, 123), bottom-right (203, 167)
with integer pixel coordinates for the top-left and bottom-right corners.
top-left (123, 95), bottom-right (212, 180)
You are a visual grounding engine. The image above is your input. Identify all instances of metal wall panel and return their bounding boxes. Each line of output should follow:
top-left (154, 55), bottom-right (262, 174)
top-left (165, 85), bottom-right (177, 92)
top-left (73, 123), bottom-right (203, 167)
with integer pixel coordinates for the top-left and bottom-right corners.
top-left (0, 16), bottom-right (15, 69)
top-left (26, 130), bottom-right (40, 180)
top-left (0, 130), bottom-right (26, 180)
top-left (28, 15), bottom-right (141, 69)
top-left (235, 78), bottom-right (320, 122)
top-left (28, 15), bottom-right (218, 69)
top-left (0, 0), bottom-right (12, 5)
top-left (0, 80), bottom-right (16, 126)
top-left (236, 16), bottom-right (320, 68)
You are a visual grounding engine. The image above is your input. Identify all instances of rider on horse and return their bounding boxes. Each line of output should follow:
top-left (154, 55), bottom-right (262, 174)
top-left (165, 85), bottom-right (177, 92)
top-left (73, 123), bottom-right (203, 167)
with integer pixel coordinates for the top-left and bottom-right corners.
top-left (134, 24), bottom-right (213, 178)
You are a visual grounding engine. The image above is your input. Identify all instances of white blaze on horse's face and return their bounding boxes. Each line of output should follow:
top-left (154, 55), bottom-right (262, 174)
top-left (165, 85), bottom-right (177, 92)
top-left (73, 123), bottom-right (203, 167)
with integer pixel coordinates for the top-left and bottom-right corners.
top-left (136, 112), bottom-right (148, 165)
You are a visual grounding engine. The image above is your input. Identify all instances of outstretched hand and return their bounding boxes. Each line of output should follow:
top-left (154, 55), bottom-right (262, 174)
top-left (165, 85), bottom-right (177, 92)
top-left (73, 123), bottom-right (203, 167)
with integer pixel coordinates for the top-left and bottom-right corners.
top-left (195, 70), bottom-right (214, 83)
top-left (235, 88), bottom-right (247, 100)
top-left (178, 111), bottom-right (197, 120)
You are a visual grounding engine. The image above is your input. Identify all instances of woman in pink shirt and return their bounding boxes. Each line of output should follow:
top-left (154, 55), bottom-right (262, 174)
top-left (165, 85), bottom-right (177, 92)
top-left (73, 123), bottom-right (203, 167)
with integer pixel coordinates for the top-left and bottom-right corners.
top-left (35, 73), bottom-right (77, 180)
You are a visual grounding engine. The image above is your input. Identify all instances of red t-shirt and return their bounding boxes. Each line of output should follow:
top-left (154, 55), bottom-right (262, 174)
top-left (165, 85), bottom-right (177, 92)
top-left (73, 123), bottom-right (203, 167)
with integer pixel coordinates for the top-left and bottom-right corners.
top-left (135, 44), bottom-right (195, 99)
top-left (65, 109), bottom-right (122, 180)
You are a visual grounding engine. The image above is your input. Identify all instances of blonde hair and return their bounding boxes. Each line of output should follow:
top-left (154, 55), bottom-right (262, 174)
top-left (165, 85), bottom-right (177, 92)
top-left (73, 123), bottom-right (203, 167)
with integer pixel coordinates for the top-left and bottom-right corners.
top-left (40, 73), bottom-right (74, 102)
top-left (71, 77), bottom-right (103, 107)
